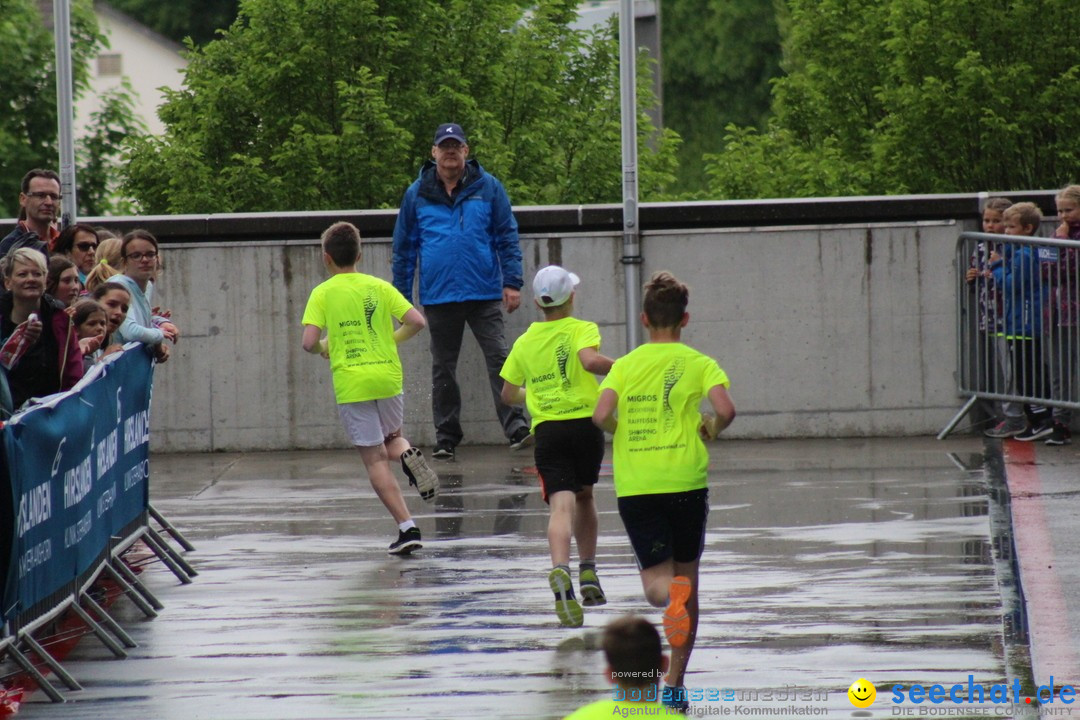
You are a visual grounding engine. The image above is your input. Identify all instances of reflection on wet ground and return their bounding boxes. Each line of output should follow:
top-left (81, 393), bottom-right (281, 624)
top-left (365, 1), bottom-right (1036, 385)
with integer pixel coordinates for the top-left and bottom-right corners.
top-left (26, 438), bottom-right (1012, 719)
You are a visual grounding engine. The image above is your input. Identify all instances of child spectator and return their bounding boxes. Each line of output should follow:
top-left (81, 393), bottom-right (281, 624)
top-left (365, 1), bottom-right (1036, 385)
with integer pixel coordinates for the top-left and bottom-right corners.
top-left (111, 230), bottom-right (178, 363)
top-left (0, 248), bottom-right (82, 408)
top-left (562, 615), bottom-right (679, 719)
top-left (46, 255), bottom-right (81, 308)
top-left (90, 282), bottom-right (133, 361)
top-left (1044, 185), bottom-right (1080, 445)
top-left (71, 299), bottom-right (106, 359)
top-left (593, 271), bottom-right (735, 712)
top-left (301, 221), bottom-right (439, 555)
top-left (499, 265), bottom-right (615, 628)
top-left (993, 203), bottom-right (1053, 440)
top-left (84, 235), bottom-right (122, 293)
top-left (972, 199), bottom-right (1028, 438)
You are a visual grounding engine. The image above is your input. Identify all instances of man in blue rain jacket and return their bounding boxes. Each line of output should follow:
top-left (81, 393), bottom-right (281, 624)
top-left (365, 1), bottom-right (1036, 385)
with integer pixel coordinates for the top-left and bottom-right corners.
top-left (392, 123), bottom-right (530, 460)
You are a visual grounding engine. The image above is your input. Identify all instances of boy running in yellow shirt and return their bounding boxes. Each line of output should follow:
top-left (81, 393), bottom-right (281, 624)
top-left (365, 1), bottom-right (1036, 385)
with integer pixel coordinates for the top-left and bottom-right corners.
top-left (500, 266), bottom-right (614, 627)
top-left (301, 222), bottom-right (439, 556)
top-left (593, 270), bottom-right (735, 712)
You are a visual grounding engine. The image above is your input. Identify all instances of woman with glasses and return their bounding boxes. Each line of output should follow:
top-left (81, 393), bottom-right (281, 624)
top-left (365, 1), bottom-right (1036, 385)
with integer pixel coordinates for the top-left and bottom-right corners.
top-left (0, 248), bottom-right (83, 409)
top-left (52, 223), bottom-right (99, 288)
top-left (111, 230), bottom-right (179, 362)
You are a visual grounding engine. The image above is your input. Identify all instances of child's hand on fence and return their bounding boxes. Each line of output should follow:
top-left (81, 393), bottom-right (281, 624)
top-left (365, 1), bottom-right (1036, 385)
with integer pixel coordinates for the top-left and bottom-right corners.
top-left (79, 334), bottom-right (104, 356)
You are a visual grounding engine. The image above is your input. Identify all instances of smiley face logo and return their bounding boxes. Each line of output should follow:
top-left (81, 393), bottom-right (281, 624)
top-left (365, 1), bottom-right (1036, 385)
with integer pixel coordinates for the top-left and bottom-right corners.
top-left (848, 679), bottom-right (876, 708)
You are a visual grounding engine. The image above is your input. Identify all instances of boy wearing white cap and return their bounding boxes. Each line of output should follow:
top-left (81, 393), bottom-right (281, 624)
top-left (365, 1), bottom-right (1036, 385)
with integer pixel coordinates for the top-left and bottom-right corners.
top-left (500, 265), bottom-right (615, 627)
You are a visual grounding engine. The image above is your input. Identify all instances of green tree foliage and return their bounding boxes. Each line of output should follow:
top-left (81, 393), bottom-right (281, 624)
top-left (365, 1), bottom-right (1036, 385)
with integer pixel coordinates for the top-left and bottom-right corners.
top-left (704, 0), bottom-right (1080, 199)
top-left (123, 0), bottom-right (679, 213)
top-left (661, 0), bottom-right (782, 196)
top-left (0, 0), bottom-right (136, 216)
top-left (106, 0), bottom-right (240, 47)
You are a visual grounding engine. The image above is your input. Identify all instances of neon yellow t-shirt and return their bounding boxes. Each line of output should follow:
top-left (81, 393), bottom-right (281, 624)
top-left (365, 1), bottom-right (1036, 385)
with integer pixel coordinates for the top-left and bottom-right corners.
top-left (564, 699), bottom-right (680, 720)
top-left (599, 342), bottom-right (729, 497)
top-left (301, 273), bottom-right (413, 403)
top-left (500, 316), bottom-right (603, 431)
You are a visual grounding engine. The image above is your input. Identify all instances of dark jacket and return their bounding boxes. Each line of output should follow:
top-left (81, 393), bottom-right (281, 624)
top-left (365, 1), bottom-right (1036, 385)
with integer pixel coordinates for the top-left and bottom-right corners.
top-left (0, 223), bottom-right (50, 259)
top-left (391, 159), bottom-right (522, 306)
top-left (0, 292), bottom-right (83, 408)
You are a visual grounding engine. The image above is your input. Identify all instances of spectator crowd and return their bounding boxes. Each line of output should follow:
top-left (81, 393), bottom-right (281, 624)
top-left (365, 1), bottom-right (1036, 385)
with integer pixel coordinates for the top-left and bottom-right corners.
top-left (0, 169), bottom-right (180, 417)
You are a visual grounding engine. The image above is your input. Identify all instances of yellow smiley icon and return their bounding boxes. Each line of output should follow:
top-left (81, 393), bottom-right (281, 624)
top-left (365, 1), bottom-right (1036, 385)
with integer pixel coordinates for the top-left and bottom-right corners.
top-left (848, 678), bottom-right (876, 708)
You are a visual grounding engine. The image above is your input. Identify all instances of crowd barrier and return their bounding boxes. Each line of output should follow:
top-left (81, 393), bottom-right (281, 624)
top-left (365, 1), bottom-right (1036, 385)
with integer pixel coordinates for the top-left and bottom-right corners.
top-left (0, 346), bottom-right (195, 703)
top-left (941, 231), bottom-right (1080, 438)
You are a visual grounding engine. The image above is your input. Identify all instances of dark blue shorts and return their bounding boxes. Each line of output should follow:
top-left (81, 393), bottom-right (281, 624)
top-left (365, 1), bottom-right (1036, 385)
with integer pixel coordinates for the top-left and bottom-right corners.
top-left (618, 488), bottom-right (709, 569)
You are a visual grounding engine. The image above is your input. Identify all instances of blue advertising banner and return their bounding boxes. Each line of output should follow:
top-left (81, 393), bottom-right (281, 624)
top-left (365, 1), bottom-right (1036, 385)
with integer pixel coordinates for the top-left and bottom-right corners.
top-left (0, 345), bottom-right (154, 621)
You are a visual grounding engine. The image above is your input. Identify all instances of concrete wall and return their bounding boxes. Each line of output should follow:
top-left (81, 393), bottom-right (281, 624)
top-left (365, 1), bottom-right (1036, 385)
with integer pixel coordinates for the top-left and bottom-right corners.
top-left (144, 219), bottom-right (969, 451)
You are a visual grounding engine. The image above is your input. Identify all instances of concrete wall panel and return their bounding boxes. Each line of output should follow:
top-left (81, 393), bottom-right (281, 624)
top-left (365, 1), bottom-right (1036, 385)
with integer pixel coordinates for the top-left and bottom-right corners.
top-left (146, 220), bottom-right (967, 451)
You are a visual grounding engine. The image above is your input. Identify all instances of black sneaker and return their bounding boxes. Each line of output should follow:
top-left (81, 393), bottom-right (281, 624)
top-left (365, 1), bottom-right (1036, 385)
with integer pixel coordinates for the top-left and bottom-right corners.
top-left (401, 447), bottom-right (439, 501)
top-left (1016, 422), bottom-right (1054, 442)
top-left (1045, 423), bottom-right (1072, 446)
top-left (388, 527), bottom-right (422, 555)
top-left (509, 427), bottom-right (533, 451)
top-left (431, 444), bottom-right (455, 461)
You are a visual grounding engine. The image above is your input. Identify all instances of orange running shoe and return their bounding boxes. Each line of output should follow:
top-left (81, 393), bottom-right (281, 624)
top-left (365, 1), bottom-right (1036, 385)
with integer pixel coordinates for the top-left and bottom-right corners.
top-left (663, 576), bottom-right (692, 647)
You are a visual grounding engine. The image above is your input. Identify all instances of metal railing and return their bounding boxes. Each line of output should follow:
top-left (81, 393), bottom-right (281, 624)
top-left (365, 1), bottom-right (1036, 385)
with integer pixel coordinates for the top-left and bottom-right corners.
top-left (940, 231), bottom-right (1080, 438)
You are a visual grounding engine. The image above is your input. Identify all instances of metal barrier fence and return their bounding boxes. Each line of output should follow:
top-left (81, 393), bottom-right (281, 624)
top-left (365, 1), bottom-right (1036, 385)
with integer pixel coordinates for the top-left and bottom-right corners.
top-left (0, 347), bottom-right (196, 703)
top-left (940, 231), bottom-right (1080, 439)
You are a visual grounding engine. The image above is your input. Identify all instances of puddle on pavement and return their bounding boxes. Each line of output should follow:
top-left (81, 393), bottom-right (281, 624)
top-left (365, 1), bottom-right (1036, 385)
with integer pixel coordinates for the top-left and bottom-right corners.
top-left (24, 438), bottom-right (1025, 719)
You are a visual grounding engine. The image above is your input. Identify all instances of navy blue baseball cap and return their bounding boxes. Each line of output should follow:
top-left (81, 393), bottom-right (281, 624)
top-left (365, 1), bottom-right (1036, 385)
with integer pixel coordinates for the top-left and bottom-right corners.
top-left (434, 123), bottom-right (468, 145)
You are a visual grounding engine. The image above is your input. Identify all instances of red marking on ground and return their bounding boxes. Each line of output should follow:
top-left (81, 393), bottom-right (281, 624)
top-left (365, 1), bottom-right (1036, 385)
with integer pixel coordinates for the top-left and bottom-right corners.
top-left (0, 548), bottom-right (152, 715)
top-left (1003, 440), bottom-right (1080, 687)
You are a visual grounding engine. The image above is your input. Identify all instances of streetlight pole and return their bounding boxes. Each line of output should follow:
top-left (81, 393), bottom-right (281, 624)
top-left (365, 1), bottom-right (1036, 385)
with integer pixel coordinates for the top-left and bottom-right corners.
top-left (618, 0), bottom-right (642, 351)
top-left (53, 0), bottom-right (78, 227)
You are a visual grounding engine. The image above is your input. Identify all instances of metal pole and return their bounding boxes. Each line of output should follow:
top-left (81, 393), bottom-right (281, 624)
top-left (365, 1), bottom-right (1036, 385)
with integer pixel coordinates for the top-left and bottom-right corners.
top-left (619, 0), bottom-right (641, 351)
top-left (53, 0), bottom-right (78, 227)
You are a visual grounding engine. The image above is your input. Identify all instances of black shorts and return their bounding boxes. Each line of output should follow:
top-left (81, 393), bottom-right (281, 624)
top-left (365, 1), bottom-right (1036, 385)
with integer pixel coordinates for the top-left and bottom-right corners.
top-left (618, 489), bottom-right (709, 569)
top-left (534, 417), bottom-right (605, 503)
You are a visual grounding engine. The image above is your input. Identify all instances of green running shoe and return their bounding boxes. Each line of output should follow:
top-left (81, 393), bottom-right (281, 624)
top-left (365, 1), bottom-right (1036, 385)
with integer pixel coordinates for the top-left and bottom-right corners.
top-left (549, 567), bottom-right (583, 627)
top-left (579, 568), bottom-right (607, 607)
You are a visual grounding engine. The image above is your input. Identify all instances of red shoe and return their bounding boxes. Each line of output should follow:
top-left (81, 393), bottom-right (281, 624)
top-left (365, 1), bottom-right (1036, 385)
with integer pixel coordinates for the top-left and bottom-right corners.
top-left (663, 576), bottom-right (692, 647)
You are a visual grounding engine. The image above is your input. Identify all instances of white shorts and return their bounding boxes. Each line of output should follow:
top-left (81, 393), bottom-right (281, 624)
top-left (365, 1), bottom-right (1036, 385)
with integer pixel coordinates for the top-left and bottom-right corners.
top-left (337, 394), bottom-right (405, 447)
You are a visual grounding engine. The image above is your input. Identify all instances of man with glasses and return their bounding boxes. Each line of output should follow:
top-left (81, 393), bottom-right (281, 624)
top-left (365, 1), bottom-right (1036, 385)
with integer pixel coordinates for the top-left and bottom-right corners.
top-left (392, 123), bottom-right (530, 461)
top-left (0, 169), bottom-right (62, 258)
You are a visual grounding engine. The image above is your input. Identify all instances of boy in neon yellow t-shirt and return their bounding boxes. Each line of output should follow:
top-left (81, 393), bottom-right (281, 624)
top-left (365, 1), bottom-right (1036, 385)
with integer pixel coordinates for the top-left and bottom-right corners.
top-left (500, 265), bottom-right (614, 627)
top-left (301, 222), bottom-right (439, 556)
top-left (593, 270), bottom-right (735, 712)
top-left (563, 615), bottom-right (681, 720)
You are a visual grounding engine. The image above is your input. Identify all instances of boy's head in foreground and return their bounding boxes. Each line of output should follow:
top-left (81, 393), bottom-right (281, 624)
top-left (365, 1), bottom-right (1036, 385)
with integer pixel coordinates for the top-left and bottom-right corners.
top-left (602, 615), bottom-right (668, 690)
top-left (321, 221), bottom-right (361, 269)
top-left (1002, 202), bottom-right (1042, 237)
top-left (533, 265), bottom-right (580, 315)
top-left (642, 271), bottom-right (689, 330)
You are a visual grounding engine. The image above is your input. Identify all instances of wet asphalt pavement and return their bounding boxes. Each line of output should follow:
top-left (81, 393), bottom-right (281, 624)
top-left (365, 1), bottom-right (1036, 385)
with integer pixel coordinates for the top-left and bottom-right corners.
top-left (23, 437), bottom-right (1019, 719)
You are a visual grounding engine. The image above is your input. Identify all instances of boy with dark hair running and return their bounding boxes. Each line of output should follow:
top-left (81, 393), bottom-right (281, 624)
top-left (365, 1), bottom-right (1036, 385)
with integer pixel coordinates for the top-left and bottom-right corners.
top-left (301, 222), bottom-right (439, 555)
top-left (501, 265), bottom-right (614, 627)
top-left (593, 270), bottom-right (735, 711)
